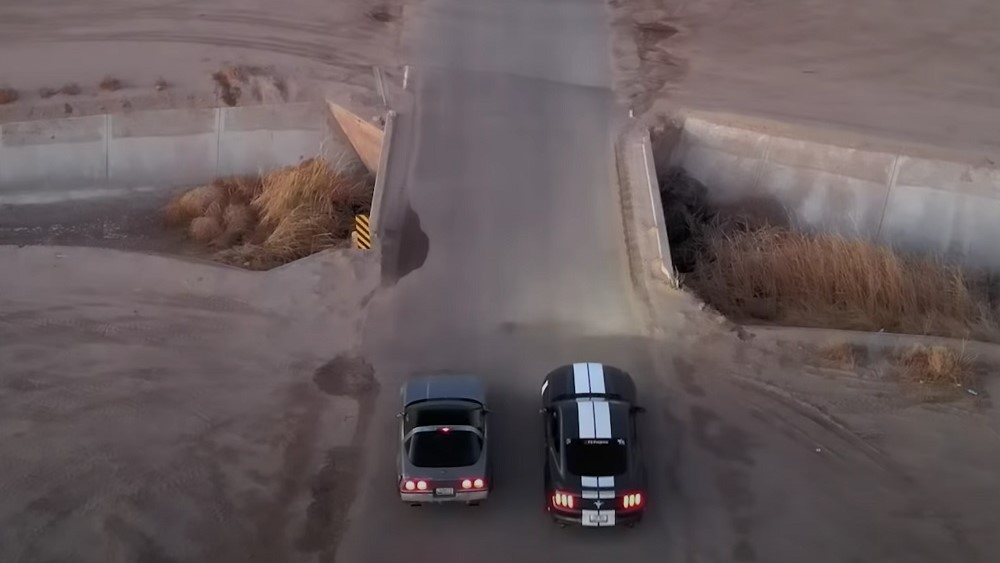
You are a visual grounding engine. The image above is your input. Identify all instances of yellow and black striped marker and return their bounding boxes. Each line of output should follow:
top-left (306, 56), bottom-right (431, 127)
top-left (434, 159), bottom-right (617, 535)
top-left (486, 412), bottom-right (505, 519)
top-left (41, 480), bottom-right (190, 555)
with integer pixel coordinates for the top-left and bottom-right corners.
top-left (354, 214), bottom-right (372, 249)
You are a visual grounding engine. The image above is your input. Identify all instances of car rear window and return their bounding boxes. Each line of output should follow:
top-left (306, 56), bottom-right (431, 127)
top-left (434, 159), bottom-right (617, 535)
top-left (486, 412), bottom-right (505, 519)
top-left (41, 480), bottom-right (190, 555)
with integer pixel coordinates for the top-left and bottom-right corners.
top-left (565, 438), bottom-right (627, 476)
top-left (408, 429), bottom-right (483, 468)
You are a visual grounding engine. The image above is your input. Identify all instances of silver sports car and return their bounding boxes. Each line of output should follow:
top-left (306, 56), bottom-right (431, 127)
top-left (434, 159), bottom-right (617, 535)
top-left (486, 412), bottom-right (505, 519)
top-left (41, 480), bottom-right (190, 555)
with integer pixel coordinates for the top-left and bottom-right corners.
top-left (397, 374), bottom-right (492, 506)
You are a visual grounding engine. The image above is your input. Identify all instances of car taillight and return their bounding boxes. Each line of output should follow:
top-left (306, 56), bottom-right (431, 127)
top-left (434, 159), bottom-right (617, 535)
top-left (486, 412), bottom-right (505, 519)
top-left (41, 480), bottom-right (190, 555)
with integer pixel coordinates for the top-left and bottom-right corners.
top-left (461, 478), bottom-right (487, 489)
top-left (621, 492), bottom-right (643, 510)
top-left (402, 479), bottom-right (430, 492)
top-left (551, 491), bottom-right (576, 509)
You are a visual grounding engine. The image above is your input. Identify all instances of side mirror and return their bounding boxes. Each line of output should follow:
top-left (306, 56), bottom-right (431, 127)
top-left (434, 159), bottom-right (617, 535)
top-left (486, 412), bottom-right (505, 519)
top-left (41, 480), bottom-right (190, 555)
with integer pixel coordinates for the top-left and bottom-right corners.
top-left (395, 411), bottom-right (405, 419)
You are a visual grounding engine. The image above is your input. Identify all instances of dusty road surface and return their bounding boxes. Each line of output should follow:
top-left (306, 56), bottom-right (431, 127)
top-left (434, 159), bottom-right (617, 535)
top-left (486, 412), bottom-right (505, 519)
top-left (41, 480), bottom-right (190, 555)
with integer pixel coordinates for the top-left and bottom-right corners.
top-left (0, 246), bottom-right (379, 563)
top-left (611, 0), bottom-right (1000, 156)
top-left (0, 0), bottom-right (402, 122)
top-left (334, 0), bottom-right (1000, 561)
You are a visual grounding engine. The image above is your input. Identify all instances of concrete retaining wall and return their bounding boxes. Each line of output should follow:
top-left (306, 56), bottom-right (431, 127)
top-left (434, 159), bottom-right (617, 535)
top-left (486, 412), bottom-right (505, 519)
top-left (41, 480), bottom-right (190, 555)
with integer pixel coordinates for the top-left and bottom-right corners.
top-left (661, 115), bottom-right (1000, 269)
top-left (0, 102), bottom-right (349, 204)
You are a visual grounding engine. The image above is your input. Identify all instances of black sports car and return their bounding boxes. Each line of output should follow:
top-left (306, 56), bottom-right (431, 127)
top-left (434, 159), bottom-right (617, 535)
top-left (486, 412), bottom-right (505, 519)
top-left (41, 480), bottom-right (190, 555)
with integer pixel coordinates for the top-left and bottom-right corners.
top-left (540, 362), bottom-right (647, 527)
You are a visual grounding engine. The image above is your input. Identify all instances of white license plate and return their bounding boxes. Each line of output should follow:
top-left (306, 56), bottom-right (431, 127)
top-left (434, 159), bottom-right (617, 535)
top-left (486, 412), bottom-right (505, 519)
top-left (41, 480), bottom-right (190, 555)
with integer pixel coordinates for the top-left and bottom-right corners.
top-left (588, 514), bottom-right (609, 524)
top-left (435, 487), bottom-right (455, 496)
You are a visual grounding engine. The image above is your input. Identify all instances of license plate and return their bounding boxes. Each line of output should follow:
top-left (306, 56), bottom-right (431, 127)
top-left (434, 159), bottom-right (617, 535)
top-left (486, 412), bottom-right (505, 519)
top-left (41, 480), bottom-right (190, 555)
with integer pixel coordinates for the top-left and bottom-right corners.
top-left (588, 514), bottom-right (609, 524)
top-left (435, 487), bottom-right (455, 496)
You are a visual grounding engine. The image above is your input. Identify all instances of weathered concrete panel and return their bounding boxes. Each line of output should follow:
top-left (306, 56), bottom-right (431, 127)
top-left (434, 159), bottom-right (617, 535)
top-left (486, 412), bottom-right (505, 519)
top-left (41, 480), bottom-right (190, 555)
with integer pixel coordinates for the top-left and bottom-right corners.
top-left (675, 143), bottom-right (764, 204)
top-left (217, 104), bottom-right (328, 176)
top-left (765, 136), bottom-right (894, 184)
top-left (111, 108), bottom-right (218, 138)
top-left (680, 118), bottom-right (770, 159)
top-left (221, 103), bottom-right (324, 132)
top-left (895, 155), bottom-right (1000, 196)
top-left (755, 161), bottom-right (889, 238)
top-left (108, 109), bottom-right (219, 187)
top-left (880, 156), bottom-right (1000, 267)
top-left (0, 115), bottom-right (107, 189)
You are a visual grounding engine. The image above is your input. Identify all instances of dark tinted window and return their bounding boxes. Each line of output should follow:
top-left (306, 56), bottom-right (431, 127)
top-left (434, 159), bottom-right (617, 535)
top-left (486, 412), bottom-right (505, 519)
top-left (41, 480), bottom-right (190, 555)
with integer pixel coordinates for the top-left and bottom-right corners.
top-left (565, 438), bottom-right (627, 476)
top-left (408, 429), bottom-right (483, 468)
top-left (407, 404), bottom-right (481, 429)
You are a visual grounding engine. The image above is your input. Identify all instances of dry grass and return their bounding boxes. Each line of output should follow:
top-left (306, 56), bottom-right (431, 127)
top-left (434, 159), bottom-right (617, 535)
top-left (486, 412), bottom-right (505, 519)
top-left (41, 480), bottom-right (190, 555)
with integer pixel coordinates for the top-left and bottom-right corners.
top-left (0, 87), bottom-right (19, 105)
top-left (99, 76), bottom-right (123, 92)
top-left (686, 223), bottom-right (986, 340)
top-left (819, 342), bottom-right (861, 370)
top-left (189, 216), bottom-right (224, 244)
top-left (164, 158), bottom-right (371, 269)
top-left (896, 344), bottom-right (975, 387)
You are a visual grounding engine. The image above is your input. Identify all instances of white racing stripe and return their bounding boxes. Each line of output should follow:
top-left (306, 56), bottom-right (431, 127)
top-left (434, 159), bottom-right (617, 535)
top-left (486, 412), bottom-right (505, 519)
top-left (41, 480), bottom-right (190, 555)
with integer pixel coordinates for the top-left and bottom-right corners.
top-left (587, 362), bottom-right (606, 394)
top-left (598, 476), bottom-right (615, 488)
top-left (593, 400), bottom-right (612, 438)
top-left (573, 363), bottom-right (590, 394)
top-left (581, 476), bottom-right (599, 487)
top-left (577, 400), bottom-right (596, 439)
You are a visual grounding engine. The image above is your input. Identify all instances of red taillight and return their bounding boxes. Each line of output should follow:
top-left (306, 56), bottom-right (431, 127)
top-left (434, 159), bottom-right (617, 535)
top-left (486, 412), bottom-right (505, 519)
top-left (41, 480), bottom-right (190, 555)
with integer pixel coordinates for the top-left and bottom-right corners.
top-left (461, 478), bottom-right (486, 490)
top-left (551, 491), bottom-right (576, 509)
top-left (461, 479), bottom-right (473, 489)
top-left (403, 480), bottom-right (416, 491)
top-left (416, 480), bottom-right (428, 491)
top-left (621, 492), bottom-right (644, 510)
top-left (473, 478), bottom-right (484, 489)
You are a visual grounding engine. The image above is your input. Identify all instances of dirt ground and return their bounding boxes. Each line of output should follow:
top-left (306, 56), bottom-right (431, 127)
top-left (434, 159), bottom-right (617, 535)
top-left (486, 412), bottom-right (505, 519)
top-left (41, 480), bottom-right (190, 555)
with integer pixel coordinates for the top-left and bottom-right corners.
top-left (0, 0), bottom-right (403, 123)
top-left (611, 0), bottom-right (1000, 156)
top-left (0, 246), bottom-right (380, 563)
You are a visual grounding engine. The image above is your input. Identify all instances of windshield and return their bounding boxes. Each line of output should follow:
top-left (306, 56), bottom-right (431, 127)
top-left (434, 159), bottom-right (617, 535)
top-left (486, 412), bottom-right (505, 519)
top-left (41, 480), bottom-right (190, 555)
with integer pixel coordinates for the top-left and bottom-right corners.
top-left (565, 438), bottom-right (627, 476)
top-left (407, 429), bottom-right (483, 468)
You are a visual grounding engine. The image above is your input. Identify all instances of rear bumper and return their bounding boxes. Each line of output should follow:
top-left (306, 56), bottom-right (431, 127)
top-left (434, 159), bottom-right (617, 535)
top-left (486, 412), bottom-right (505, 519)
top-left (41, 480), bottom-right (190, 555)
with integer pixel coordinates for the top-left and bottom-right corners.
top-left (549, 508), bottom-right (643, 527)
top-left (401, 490), bottom-right (489, 503)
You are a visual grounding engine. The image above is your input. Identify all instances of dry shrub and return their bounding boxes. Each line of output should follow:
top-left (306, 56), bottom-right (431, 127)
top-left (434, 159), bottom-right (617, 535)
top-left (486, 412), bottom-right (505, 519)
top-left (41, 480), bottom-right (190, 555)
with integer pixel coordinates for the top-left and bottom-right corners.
top-left (688, 224), bottom-right (977, 338)
top-left (896, 345), bottom-right (974, 387)
top-left (38, 87), bottom-right (57, 99)
top-left (99, 76), bottom-right (123, 91)
top-left (819, 342), bottom-right (861, 370)
top-left (0, 87), bottom-right (18, 105)
top-left (167, 184), bottom-right (227, 223)
top-left (60, 82), bottom-right (82, 96)
top-left (164, 158), bottom-right (371, 268)
top-left (189, 216), bottom-right (224, 243)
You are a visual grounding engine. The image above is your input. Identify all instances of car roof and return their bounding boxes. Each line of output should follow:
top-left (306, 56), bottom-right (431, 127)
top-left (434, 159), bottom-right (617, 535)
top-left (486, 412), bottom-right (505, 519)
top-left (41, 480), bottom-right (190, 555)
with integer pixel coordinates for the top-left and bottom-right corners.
top-left (542, 362), bottom-right (637, 405)
top-left (402, 374), bottom-right (485, 407)
top-left (555, 398), bottom-right (632, 440)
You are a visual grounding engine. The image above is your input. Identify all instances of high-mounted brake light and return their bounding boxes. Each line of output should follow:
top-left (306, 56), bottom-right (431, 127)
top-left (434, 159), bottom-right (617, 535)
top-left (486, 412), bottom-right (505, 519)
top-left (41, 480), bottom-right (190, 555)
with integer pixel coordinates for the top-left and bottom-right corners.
top-left (440, 427), bottom-right (451, 433)
top-left (551, 491), bottom-right (575, 509)
top-left (621, 492), bottom-right (643, 510)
